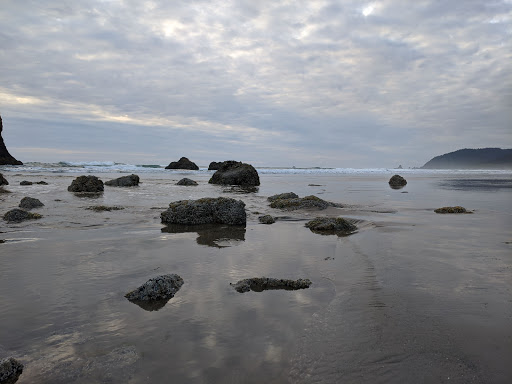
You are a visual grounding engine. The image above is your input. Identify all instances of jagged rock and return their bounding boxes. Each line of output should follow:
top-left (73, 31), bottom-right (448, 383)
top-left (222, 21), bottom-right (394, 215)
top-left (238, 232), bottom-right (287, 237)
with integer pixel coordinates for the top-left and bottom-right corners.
top-left (105, 174), bottom-right (140, 187)
top-left (258, 215), bottom-right (275, 224)
top-left (208, 161), bottom-right (222, 170)
top-left (0, 173), bottom-right (8, 186)
top-left (231, 277), bottom-right (312, 293)
top-left (165, 157), bottom-right (199, 170)
top-left (67, 175), bottom-right (104, 193)
top-left (267, 192), bottom-right (299, 201)
top-left (0, 115), bottom-right (23, 166)
top-left (176, 178), bottom-right (198, 186)
top-left (161, 197), bottom-right (246, 225)
top-left (19, 197), bottom-right (44, 210)
top-left (3, 208), bottom-right (42, 222)
top-left (434, 206), bottom-right (470, 214)
top-left (125, 274), bottom-right (184, 311)
top-left (305, 217), bottom-right (357, 235)
top-left (389, 174), bottom-right (407, 188)
top-left (269, 195), bottom-right (339, 210)
top-left (0, 357), bottom-right (24, 384)
top-left (208, 161), bottom-right (260, 186)
top-left (19, 181), bottom-right (32, 186)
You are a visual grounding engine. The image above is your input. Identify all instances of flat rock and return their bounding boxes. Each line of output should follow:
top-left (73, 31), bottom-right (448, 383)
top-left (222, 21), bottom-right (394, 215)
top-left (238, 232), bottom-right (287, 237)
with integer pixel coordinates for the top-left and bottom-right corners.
top-left (165, 157), bottom-right (199, 170)
top-left (268, 192), bottom-right (299, 201)
top-left (269, 195), bottom-right (339, 210)
top-left (231, 277), bottom-right (312, 293)
top-left (305, 217), bottom-right (357, 235)
top-left (208, 161), bottom-right (260, 186)
top-left (105, 174), bottom-right (139, 187)
top-left (258, 215), bottom-right (275, 224)
top-left (125, 274), bottom-right (184, 311)
top-left (161, 197), bottom-right (246, 225)
top-left (19, 181), bottom-right (32, 186)
top-left (434, 206), bottom-right (470, 214)
top-left (67, 175), bottom-right (104, 193)
top-left (176, 178), bottom-right (198, 186)
top-left (0, 173), bottom-right (8, 186)
top-left (19, 197), bottom-right (44, 210)
top-left (0, 357), bottom-right (24, 384)
top-left (3, 208), bottom-right (42, 222)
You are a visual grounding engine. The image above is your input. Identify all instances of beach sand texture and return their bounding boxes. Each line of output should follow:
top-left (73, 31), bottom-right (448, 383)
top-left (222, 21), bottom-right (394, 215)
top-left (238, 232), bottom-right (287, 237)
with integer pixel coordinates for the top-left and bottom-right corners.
top-left (1, 170), bottom-right (511, 383)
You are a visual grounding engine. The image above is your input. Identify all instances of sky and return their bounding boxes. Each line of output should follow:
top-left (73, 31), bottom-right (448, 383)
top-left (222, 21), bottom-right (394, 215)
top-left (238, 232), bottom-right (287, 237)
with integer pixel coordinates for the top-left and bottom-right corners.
top-left (0, 0), bottom-right (511, 168)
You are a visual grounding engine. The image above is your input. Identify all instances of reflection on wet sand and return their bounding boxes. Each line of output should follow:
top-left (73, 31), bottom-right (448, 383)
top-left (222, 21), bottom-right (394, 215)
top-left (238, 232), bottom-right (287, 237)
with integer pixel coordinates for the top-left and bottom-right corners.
top-left (161, 224), bottom-right (246, 248)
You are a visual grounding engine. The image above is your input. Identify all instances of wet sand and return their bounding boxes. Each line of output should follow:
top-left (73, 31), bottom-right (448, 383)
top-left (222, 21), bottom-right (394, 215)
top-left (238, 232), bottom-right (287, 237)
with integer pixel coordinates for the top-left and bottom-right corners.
top-left (1, 171), bottom-right (511, 383)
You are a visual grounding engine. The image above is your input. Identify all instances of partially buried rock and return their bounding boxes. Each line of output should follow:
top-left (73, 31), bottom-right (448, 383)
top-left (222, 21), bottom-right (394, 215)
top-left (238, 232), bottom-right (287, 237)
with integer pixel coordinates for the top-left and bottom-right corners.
top-left (36, 181), bottom-right (48, 185)
top-left (0, 173), bottom-right (8, 186)
top-left (165, 157), bottom-right (199, 170)
top-left (161, 197), bottom-right (246, 225)
top-left (176, 178), bottom-right (198, 186)
top-left (67, 175), bottom-right (104, 193)
top-left (19, 181), bottom-right (32, 186)
top-left (125, 274), bottom-right (184, 311)
top-left (208, 161), bottom-right (222, 170)
top-left (258, 215), bottom-right (275, 224)
top-left (231, 277), bottom-right (312, 293)
top-left (267, 192), bottom-right (299, 201)
top-left (209, 160), bottom-right (260, 186)
top-left (389, 174), bottom-right (407, 188)
top-left (105, 174), bottom-right (139, 187)
top-left (0, 357), bottom-right (24, 384)
top-left (269, 195), bottom-right (339, 210)
top-left (3, 208), bottom-right (42, 222)
top-left (434, 206), bottom-right (470, 214)
top-left (19, 197), bottom-right (44, 210)
top-left (86, 205), bottom-right (124, 212)
top-left (305, 217), bottom-right (357, 235)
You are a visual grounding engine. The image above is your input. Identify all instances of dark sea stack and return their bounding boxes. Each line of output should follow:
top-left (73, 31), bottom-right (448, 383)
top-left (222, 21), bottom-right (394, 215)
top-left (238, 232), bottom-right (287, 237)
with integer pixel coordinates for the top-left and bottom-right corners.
top-left (125, 274), bottom-right (184, 311)
top-left (165, 157), bottom-right (199, 170)
top-left (0, 173), bottom-right (8, 186)
top-left (19, 197), bottom-right (44, 210)
top-left (208, 161), bottom-right (222, 170)
top-left (0, 357), bottom-right (24, 384)
top-left (305, 217), bottom-right (357, 235)
top-left (105, 174), bottom-right (140, 187)
top-left (434, 206), bottom-right (470, 214)
top-left (231, 277), bottom-right (312, 293)
top-left (67, 175), bottom-right (104, 193)
top-left (161, 197), bottom-right (246, 225)
top-left (208, 160), bottom-right (260, 186)
top-left (176, 177), bottom-right (198, 186)
top-left (0, 116), bottom-right (23, 166)
top-left (389, 174), bottom-right (407, 188)
top-left (3, 208), bottom-right (42, 223)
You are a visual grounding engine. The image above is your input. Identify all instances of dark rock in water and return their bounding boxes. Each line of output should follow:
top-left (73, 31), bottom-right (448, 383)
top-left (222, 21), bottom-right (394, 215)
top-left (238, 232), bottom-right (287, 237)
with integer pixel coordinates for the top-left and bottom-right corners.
top-left (389, 174), bottom-right (407, 188)
top-left (162, 223), bottom-right (246, 248)
top-left (208, 161), bottom-right (222, 170)
top-left (176, 178), bottom-right (198, 186)
top-left (269, 195), bottom-right (339, 210)
top-left (67, 175), bottom-right (104, 193)
top-left (305, 217), bottom-right (357, 235)
top-left (0, 187), bottom-right (11, 194)
top-left (165, 157), bottom-right (199, 170)
top-left (434, 206), bottom-right (470, 214)
top-left (0, 115), bottom-right (23, 166)
top-left (161, 197), bottom-right (246, 225)
top-left (36, 181), bottom-right (48, 185)
top-left (105, 174), bottom-right (139, 187)
top-left (86, 205), bottom-right (124, 212)
top-left (258, 215), bottom-right (275, 224)
top-left (3, 208), bottom-right (42, 222)
top-left (0, 173), bottom-right (8, 186)
top-left (0, 357), bottom-right (24, 384)
top-left (209, 160), bottom-right (260, 186)
top-left (19, 197), bottom-right (44, 210)
top-left (125, 274), bottom-right (184, 311)
top-left (268, 192), bottom-right (299, 201)
top-left (231, 277), bottom-right (312, 293)
top-left (19, 181), bottom-right (33, 186)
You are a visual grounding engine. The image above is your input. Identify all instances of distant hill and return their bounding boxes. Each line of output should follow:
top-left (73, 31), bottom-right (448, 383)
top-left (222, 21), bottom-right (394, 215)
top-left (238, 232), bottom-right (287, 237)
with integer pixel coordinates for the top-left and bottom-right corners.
top-left (422, 148), bottom-right (512, 169)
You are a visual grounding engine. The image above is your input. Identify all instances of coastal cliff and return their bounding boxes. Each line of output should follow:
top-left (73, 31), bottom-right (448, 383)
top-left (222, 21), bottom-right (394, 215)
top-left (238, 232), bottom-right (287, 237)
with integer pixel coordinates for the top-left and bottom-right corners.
top-left (0, 115), bottom-right (23, 165)
top-left (422, 148), bottom-right (512, 170)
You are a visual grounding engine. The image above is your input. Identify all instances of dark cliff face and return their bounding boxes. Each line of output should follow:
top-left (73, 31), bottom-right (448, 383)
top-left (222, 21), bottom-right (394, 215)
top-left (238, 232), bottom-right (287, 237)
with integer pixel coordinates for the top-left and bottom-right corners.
top-left (0, 115), bottom-right (23, 165)
top-left (422, 148), bottom-right (512, 170)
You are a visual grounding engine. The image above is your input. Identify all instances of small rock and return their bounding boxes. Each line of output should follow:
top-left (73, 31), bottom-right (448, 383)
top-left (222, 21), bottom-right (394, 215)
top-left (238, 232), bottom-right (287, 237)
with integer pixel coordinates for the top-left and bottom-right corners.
top-left (389, 174), bottom-right (407, 188)
top-left (67, 175), bottom-right (104, 193)
top-left (305, 217), bottom-right (357, 234)
top-left (36, 181), bottom-right (48, 185)
top-left (0, 357), bottom-right (24, 384)
top-left (258, 215), bottom-right (275, 224)
top-left (19, 197), bottom-right (44, 210)
top-left (19, 181), bottom-right (33, 186)
top-left (86, 205), bottom-right (124, 212)
top-left (165, 157), bottom-right (199, 170)
top-left (267, 192), bottom-right (299, 202)
top-left (125, 274), bottom-right (184, 311)
top-left (434, 206), bottom-right (470, 214)
top-left (0, 187), bottom-right (11, 194)
top-left (176, 178), bottom-right (198, 186)
top-left (105, 174), bottom-right (140, 187)
top-left (3, 208), bottom-right (42, 222)
top-left (269, 195), bottom-right (339, 210)
top-left (231, 277), bottom-right (312, 293)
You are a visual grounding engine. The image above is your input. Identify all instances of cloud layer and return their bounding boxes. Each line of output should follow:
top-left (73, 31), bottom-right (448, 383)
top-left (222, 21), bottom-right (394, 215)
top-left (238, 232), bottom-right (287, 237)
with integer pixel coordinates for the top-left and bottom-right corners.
top-left (1, 0), bottom-right (511, 167)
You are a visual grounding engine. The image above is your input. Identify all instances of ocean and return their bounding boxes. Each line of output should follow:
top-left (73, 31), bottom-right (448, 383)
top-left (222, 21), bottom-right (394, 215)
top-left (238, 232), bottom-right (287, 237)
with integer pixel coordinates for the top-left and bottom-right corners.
top-left (0, 163), bottom-right (511, 383)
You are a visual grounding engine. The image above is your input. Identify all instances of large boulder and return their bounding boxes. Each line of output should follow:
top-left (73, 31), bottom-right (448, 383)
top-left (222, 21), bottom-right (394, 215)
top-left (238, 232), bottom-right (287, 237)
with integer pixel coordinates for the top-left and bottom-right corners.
top-left (389, 174), bottom-right (407, 188)
top-left (176, 178), bottom-right (198, 186)
top-left (165, 157), bottom-right (199, 170)
top-left (208, 161), bottom-right (260, 186)
top-left (0, 115), bottom-right (23, 166)
top-left (125, 274), bottom-right (184, 311)
top-left (3, 208), bottom-right (42, 223)
top-left (231, 277), bottom-right (312, 293)
top-left (0, 357), bottom-right (24, 384)
top-left (0, 173), bottom-right (8, 186)
top-left (67, 175), bottom-right (104, 193)
top-left (19, 197), bottom-right (44, 210)
top-left (105, 174), bottom-right (140, 187)
top-left (208, 161), bottom-right (222, 170)
top-left (161, 197), bottom-right (246, 225)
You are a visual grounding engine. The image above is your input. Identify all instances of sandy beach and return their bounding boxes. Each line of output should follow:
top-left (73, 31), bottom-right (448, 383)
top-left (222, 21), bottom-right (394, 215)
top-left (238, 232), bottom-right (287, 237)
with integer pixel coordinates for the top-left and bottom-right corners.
top-left (1, 167), bottom-right (511, 383)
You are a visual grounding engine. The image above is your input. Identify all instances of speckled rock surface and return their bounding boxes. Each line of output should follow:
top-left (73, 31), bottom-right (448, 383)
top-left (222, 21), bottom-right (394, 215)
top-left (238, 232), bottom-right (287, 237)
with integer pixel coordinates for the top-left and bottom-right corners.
top-left (0, 357), bottom-right (24, 384)
top-left (161, 197), bottom-right (246, 225)
top-left (389, 174), bottom-right (407, 187)
top-left (105, 174), bottom-right (139, 187)
top-left (258, 215), bottom-right (275, 224)
top-left (125, 274), bottom-right (184, 310)
top-left (19, 181), bottom-right (32, 186)
top-left (231, 277), bottom-right (312, 293)
top-left (67, 175), bottom-right (104, 193)
top-left (19, 197), bottom-right (44, 210)
top-left (208, 161), bottom-right (260, 186)
top-left (434, 206), bottom-right (469, 214)
top-left (176, 178), bottom-right (198, 186)
top-left (305, 217), bottom-right (357, 234)
top-left (267, 192), bottom-right (299, 201)
top-left (269, 195), bottom-right (339, 210)
top-left (3, 208), bottom-right (42, 223)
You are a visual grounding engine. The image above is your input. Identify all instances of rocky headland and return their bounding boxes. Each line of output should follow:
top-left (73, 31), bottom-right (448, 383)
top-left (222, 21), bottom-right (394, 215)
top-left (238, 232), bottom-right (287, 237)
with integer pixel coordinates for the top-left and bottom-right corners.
top-left (0, 115), bottom-right (23, 166)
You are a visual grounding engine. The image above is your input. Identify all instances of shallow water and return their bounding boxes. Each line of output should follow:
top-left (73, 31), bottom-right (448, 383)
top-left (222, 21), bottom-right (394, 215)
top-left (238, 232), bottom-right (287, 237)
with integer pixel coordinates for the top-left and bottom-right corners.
top-left (0, 170), bottom-right (511, 383)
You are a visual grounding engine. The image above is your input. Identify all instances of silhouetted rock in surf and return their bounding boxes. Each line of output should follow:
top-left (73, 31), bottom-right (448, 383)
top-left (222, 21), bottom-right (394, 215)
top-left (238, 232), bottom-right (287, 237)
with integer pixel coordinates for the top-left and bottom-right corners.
top-left (0, 115), bottom-right (23, 166)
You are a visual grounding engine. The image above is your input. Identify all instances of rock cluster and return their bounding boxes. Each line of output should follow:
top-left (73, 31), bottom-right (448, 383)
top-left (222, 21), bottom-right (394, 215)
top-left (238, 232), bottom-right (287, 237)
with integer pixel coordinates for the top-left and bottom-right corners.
top-left (176, 178), bottom-right (198, 186)
top-left (434, 206), bottom-right (469, 214)
top-left (67, 175), bottom-right (104, 193)
top-left (231, 277), bottom-right (312, 293)
top-left (269, 194), bottom-right (339, 210)
top-left (0, 115), bottom-right (23, 165)
top-left (209, 161), bottom-right (260, 186)
top-left (105, 174), bottom-right (140, 187)
top-left (0, 174), bottom-right (9, 186)
top-left (3, 208), bottom-right (42, 222)
top-left (258, 215), bottom-right (275, 224)
top-left (165, 157), bottom-right (199, 170)
top-left (125, 274), bottom-right (184, 311)
top-left (389, 174), bottom-right (407, 188)
top-left (161, 197), bottom-right (246, 225)
top-left (305, 217), bottom-right (357, 235)
top-left (19, 197), bottom-right (44, 210)
top-left (0, 357), bottom-right (24, 384)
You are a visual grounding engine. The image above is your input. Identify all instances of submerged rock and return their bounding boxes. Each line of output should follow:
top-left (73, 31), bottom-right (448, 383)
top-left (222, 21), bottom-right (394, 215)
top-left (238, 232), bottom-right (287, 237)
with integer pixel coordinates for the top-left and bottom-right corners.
top-left (161, 197), bottom-right (246, 225)
top-left (208, 161), bottom-right (222, 170)
top-left (0, 357), bottom-right (24, 384)
top-left (176, 178), bottom-right (198, 186)
top-left (269, 195), bottom-right (339, 210)
top-left (125, 274), bottom-right (184, 311)
top-left (305, 217), bottom-right (357, 235)
top-left (0, 173), bottom-right (8, 186)
top-left (19, 197), bottom-right (44, 210)
top-left (165, 157), bottom-right (199, 170)
top-left (434, 206), bottom-right (470, 214)
top-left (86, 205), bottom-right (124, 212)
top-left (105, 174), bottom-right (140, 187)
top-left (231, 277), bottom-right (312, 293)
top-left (267, 192), bottom-right (299, 201)
top-left (258, 215), bottom-right (275, 224)
top-left (389, 174), bottom-right (407, 188)
top-left (3, 208), bottom-right (42, 222)
top-left (19, 181), bottom-right (32, 186)
top-left (67, 175), bottom-right (104, 193)
top-left (209, 161), bottom-right (260, 186)
top-left (0, 187), bottom-right (11, 194)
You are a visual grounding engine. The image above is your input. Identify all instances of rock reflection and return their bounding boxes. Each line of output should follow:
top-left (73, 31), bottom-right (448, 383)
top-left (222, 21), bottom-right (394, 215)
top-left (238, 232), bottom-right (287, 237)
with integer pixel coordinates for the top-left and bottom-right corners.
top-left (126, 298), bottom-right (170, 312)
top-left (389, 184), bottom-right (405, 190)
top-left (161, 224), bottom-right (246, 248)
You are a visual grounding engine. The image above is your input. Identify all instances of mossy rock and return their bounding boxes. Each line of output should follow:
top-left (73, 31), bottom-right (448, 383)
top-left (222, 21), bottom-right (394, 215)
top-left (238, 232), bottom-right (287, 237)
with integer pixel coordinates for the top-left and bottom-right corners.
top-left (269, 195), bottom-right (337, 210)
top-left (305, 217), bottom-right (357, 235)
top-left (86, 205), bottom-right (124, 212)
top-left (3, 208), bottom-right (42, 222)
top-left (434, 206), bottom-right (470, 214)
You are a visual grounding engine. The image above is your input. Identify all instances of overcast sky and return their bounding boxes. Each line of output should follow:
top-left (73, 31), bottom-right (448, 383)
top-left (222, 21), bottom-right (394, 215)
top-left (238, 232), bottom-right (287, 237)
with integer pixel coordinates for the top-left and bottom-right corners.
top-left (1, 0), bottom-right (511, 167)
